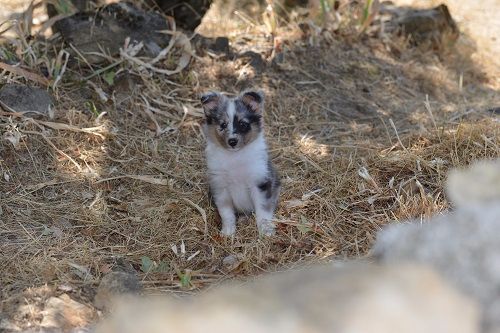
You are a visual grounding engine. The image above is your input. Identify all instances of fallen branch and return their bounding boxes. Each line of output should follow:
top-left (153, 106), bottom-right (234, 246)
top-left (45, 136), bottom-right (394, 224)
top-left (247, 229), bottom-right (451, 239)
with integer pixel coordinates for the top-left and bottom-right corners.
top-left (0, 62), bottom-right (50, 86)
top-left (95, 175), bottom-right (171, 186)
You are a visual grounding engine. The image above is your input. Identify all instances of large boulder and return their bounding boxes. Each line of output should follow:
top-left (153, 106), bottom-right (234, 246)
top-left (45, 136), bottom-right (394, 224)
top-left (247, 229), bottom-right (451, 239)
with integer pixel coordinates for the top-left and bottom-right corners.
top-left (373, 159), bottom-right (500, 333)
top-left (96, 263), bottom-right (478, 333)
top-left (47, 0), bottom-right (212, 33)
top-left (52, 2), bottom-right (172, 64)
top-left (381, 4), bottom-right (459, 49)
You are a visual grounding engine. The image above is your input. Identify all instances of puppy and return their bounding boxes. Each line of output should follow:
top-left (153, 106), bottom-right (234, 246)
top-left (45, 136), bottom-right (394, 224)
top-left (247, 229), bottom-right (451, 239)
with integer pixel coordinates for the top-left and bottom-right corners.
top-left (201, 90), bottom-right (280, 236)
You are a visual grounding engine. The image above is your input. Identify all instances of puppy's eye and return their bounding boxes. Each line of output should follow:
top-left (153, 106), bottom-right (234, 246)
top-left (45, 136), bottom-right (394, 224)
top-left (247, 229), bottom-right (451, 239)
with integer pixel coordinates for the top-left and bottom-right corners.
top-left (239, 121), bottom-right (249, 130)
top-left (220, 122), bottom-right (227, 130)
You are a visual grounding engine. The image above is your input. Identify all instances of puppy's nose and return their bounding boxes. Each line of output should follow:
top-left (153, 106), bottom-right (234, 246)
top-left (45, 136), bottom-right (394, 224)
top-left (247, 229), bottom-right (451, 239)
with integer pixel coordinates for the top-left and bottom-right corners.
top-left (228, 138), bottom-right (238, 147)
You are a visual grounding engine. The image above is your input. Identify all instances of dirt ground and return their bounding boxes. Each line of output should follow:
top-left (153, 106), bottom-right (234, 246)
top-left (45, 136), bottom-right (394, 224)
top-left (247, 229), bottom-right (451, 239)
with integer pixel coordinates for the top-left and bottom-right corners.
top-left (0, 0), bottom-right (499, 330)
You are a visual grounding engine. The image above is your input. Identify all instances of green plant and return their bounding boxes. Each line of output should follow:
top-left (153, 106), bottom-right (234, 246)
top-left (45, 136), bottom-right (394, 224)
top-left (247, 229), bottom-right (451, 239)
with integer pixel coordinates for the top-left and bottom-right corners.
top-left (177, 269), bottom-right (192, 289)
top-left (85, 101), bottom-right (100, 117)
top-left (103, 70), bottom-right (116, 86)
top-left (359, 0), bottom-right (380, 34)
top-left (140, 256), bottom-right (170, 273)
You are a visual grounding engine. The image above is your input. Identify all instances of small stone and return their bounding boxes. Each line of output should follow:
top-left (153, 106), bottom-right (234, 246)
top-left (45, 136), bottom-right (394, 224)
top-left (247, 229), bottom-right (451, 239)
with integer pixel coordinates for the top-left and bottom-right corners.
top-left (238, 51), bottom-right (266, 73)
top-left (222, 254), bottom-right (238, 267)
top-left (0, 84), bottom-right (53, 116)
top-left (213, 37), bottom-right (230, 54)
top-left (191, 34), bottom-right (233, 58)
top-left (41, 294), bottom-right (95, 331)
top-left (94, 271), bottom-right (142, 311)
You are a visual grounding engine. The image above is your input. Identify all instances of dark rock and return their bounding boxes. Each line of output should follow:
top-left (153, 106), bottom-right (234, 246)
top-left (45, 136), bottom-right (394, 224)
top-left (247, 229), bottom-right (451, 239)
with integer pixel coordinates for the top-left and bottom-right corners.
top-left (213, 37), bottom-right (230, 54)
top-left (238, 51), bottom-right (266, 73)
top-left (54, 2), bottom-right (172, 64)
top-left (94, 271), bottom-right (142, 311)
top-left (48, 0), bottom-right (212, 32)
top-left (383, 4), bottom-right (459, 49)
top-left (486, 106), bottom-right (500, 115)
top-left (0, 84), bottom-right (53, 116)
top-left (150, 0), bottom-right (213, 31)
top-left (192, 34), bottom-right (233, 57)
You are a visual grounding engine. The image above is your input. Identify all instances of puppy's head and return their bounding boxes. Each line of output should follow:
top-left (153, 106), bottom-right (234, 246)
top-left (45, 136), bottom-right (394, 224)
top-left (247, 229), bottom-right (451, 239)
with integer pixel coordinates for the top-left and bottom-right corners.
top-left (201, 90), bottom-right (264, 151)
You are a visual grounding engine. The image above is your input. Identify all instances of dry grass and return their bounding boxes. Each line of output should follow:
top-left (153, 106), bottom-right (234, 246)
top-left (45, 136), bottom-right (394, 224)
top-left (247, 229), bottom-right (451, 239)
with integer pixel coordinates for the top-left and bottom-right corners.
top-left (0, 0), bottom-right (499, 327)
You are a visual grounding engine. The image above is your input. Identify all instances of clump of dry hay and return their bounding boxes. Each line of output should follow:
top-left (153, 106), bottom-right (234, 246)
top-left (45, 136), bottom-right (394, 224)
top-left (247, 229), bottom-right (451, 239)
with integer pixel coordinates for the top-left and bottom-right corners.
top-left (0, 0), bottom-right (499, 323)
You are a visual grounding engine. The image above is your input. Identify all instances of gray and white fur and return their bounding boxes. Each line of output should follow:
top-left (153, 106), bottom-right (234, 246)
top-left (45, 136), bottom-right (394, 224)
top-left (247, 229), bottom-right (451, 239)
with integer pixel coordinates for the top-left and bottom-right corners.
top-left (201, 90), bottom-right (280, 236)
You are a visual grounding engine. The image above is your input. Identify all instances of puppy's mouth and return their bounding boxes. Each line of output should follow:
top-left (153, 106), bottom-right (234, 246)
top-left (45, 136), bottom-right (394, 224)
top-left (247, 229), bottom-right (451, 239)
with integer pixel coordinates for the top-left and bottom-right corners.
top-left (227, 145), bottom-right (241, 151)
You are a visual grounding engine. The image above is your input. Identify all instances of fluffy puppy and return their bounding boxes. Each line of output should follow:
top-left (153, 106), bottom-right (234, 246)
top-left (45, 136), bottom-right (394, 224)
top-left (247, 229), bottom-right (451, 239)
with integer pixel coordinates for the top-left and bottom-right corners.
top-left (201, 90), bottom-right (280, 236)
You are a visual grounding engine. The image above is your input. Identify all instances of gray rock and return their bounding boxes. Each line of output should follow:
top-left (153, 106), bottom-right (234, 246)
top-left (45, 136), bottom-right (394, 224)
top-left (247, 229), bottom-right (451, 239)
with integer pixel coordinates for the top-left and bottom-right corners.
top-left (96, 263), bottom-right (478, 333)
top-left (446, 159), bottom-right (500, 208)
top-left (0, 318), bottom-right (21, 332)
top-left (0, 84), bottom-right (53, 116)
top-left (373, 159), bottom-right (500, 332)
top-left (222, 254), bottom-right (238, 267)
top-left (94, 271), bottom-right (142, 311)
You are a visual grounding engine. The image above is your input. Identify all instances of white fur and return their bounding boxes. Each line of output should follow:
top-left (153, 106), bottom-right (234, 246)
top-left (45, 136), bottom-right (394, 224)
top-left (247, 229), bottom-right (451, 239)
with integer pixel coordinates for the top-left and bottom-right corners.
top-left (226, 101), bottom-right (236, 135)
top-left (206, 134), bottom-right (273, 235)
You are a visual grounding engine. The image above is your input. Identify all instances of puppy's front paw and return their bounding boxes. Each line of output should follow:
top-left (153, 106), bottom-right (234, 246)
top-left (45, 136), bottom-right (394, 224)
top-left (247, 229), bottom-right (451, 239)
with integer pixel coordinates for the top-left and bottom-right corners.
top-left (221, 224), bottom-right (236, 236)
top-left (258, 221), bottom-right (275, 236)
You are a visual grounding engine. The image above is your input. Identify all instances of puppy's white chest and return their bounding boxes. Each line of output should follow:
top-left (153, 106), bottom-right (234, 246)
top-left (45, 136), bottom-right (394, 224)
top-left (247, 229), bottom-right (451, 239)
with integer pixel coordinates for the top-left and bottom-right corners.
top-left (227, 181), bottom-right (253, 213)
top-left (207, 142), bottom-right (268, 213)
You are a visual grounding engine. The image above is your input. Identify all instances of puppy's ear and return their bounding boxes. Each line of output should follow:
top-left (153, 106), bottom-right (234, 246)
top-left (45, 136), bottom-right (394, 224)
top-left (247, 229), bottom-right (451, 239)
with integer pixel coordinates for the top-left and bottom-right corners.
top-left (200, 92), bottom-right (220, 117)
top-left (240, 90), bottom-right (264, 114)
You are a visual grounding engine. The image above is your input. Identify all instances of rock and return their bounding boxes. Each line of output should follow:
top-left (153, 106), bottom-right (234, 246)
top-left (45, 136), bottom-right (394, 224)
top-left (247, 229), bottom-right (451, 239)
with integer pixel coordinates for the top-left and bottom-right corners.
top-left (221, 253), bottom-right (245, 271)
top-left (150, 0), bottom-right (213, 31)
top-left (238, 51), bottom-right (266, 73)
top-left (96, 263), bottom-right (478, 333)
top-left (94, 271), bottom-right (142, 311)
top-left (54, 2), bottom-right (172, 64)
top-left (446, 159), bottom-right (500, 207)
top-left (213, 37), bottom-right (231, 54)
top-left (47, 0), bottom-right (103, 20)
top-left (112, 73), bottom-right (141, 106)
top-left (0, 318), bottom-right (21, 332)
top-left (41, 294), bottom-right (96, 331)
top-left (373, 159), bottom-right (500, 332)
top-left (383, 4), bottom-right (459, 49)
top-left (47, 0), bottom-right (211, 32)
top-left (0, 84), bottom-right (53, 117)
top-left (222, 254), bottom-right (238, 267)
top-left (192, 34), bottom-right (233, 58)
